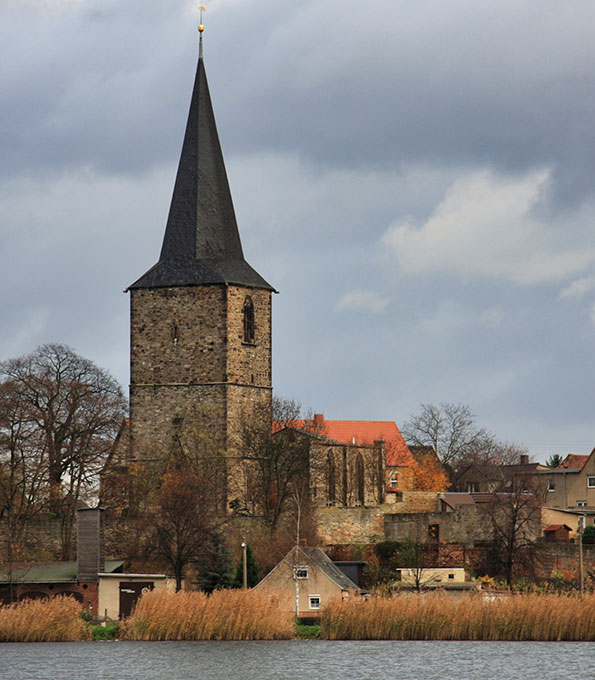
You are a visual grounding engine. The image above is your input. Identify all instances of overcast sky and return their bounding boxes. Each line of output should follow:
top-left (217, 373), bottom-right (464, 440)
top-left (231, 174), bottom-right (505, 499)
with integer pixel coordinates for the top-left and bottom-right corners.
top-left (2, 0), bottom-right (594, 460)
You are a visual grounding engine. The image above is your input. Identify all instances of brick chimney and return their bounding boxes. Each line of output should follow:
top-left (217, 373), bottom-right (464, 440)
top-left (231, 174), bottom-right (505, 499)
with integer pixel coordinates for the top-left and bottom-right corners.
top-left (76, 507), bottom-right (105, 583)
top-left (313, 413), bottom-right (324, 429)
top-left (520, 454), bottom-right (529, 465)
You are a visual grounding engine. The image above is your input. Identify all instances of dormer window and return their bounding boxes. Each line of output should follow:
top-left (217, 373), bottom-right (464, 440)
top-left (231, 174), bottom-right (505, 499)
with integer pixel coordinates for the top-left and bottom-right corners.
top-left (243, 296), bottom-right (255, 344)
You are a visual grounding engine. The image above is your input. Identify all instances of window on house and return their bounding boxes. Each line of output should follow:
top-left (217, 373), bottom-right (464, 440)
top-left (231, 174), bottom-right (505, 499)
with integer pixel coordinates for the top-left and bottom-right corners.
top-left (448, 573), bottom-right (455, 580)
top-left (428, 524), bottom-right (440, 542)
top-left (577, 500), bottom-right (587, 507)
top-left (467, 482), bottom-right (479, 493)
top-left (309, 595), bottom-right (321, 610)
top-left (295, 567), bottom-right (308, 579)
top-left (587, 476), bottom-right (595, 488)
top-left (547, 480), bottom-right (555, 492)
top-left (243, 296), bottom-right (255, 344)
top-left (389, 472), bottom-right (398, 487)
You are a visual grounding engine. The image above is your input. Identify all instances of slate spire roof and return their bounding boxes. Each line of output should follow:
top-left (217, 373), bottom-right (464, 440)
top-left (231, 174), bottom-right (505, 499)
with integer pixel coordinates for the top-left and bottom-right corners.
top-left (129, 48), bottom-right (274, 291)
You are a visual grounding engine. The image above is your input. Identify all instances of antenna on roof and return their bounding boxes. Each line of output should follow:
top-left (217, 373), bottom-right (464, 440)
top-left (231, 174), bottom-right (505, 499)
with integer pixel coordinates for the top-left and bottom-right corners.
top-left (198, 6), bottom-right (206, 58)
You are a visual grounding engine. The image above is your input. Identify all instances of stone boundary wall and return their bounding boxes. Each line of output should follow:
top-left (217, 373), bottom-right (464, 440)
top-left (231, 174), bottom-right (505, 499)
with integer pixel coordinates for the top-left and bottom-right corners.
top-left (384, 505), bottom-right (490, 547)
top-left (314, 506), bottom-right (388, 544)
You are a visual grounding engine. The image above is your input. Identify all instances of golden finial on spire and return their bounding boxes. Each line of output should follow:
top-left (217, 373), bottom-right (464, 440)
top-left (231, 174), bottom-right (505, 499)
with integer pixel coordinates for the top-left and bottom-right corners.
top-left (198, 6), bottom-right (206, 58)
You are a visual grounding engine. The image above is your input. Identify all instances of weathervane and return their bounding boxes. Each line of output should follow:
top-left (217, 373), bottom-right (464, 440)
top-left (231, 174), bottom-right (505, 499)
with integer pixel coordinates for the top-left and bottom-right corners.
top-left (198, 6), bottom-right (206, 58)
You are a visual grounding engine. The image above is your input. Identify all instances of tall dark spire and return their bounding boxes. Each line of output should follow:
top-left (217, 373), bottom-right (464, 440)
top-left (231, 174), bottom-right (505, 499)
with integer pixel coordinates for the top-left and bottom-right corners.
top-left (129, 46), bottom-right (274, 291)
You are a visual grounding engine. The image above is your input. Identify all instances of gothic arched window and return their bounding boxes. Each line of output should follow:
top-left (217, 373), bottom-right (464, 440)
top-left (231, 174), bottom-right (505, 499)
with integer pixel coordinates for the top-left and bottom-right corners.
top-left (327, 451), bottom-right (336, 504)
top-left (243, 296), bottom-right (255, 344)
top-left (355, 453), bottom-right (365, 505)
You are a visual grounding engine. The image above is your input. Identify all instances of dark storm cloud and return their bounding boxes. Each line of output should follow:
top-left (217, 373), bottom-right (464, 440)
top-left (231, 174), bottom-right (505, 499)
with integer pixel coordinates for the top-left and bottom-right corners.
top-left (1, 0), bottom-right (594, 459)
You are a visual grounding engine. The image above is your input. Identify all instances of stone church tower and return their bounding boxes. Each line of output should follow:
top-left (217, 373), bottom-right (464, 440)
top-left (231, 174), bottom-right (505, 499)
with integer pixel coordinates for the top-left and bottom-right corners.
top-left (127, 38), bottom-right (275, 467)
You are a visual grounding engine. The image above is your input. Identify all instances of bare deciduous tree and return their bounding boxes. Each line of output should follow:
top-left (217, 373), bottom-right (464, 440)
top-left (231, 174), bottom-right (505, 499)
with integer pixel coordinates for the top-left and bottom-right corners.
top-left (237, 396), bottom-right (311, 532)
top-left (149, 463), bottom-right (224, 591)
top-left (0, 344), bottom-right (126, 558)
top-left (483, 476), bottom-right (545, 585)
top-left (402, 402), bottom-right (527, 471)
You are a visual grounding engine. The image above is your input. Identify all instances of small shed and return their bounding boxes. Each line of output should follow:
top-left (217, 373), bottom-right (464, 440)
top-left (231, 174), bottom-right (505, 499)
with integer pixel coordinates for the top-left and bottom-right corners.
top-left (98, 573), bottom-right (176, 619)
top-left (544, 524), bottom-right (572, 542)
top-left (254, 546), bottom-right (360, 617)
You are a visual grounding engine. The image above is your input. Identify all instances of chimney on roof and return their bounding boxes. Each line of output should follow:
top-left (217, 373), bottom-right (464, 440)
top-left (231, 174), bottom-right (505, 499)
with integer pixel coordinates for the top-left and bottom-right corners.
top-left (314, 413), bottom-right (324, 428)
top-left (77, 507), bottom-right (105, 583)
top-left (520, 454), bottom-right (529, 465)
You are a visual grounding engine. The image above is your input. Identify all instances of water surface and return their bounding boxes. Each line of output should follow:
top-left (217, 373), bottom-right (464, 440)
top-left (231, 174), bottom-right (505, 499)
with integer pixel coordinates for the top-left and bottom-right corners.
top-left (1, 640), bottom-right (592, 680)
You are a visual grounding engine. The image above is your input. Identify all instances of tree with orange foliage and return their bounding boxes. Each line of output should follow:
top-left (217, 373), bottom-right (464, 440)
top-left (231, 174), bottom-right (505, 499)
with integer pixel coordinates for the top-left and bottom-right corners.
top-left (410, 453), bottom-right (449, 491)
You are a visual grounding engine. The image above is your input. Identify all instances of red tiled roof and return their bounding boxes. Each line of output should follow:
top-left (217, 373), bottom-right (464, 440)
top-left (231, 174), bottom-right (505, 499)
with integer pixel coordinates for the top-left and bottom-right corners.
top-left (544, 524), bottom-right (571, 532)
top-left (286, 415), bottom-right (415, 466)
top-left (558, 454), bottom-right (588, 469)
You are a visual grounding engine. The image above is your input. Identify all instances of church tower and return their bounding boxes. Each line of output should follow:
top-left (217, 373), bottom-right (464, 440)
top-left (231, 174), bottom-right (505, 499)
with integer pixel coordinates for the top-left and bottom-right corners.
top-left (127, 30), bottom-right (275, 469)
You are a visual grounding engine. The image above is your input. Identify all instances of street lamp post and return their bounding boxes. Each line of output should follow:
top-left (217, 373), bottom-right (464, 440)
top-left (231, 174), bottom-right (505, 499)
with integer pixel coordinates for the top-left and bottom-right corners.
top-left (241, 541), bottom-right (248, 589)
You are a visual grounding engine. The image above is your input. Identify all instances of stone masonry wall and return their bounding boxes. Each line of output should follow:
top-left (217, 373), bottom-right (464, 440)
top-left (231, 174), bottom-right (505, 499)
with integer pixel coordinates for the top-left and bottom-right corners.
top-left (384, 505), bottom-right (490, 547)
top-left (314, 506), bottom-right (388, 544)
top-left (129, 284), bottom-right (272, 462)
top-left (130, 286), bottom-right (227, 386)
top-left (390, 492), bottom-right (441, 514)
top-left (309, 442), bottom-right (385, 509)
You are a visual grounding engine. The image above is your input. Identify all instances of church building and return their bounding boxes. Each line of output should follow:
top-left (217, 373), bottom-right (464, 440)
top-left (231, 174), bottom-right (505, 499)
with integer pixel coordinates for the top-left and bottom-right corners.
top-left (126, 30), bottom-right (275, 467)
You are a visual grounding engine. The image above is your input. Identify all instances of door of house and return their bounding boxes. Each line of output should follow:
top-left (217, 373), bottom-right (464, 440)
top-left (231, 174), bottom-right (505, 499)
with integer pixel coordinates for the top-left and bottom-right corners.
top-left (118, 581), bottom-right (154, 619)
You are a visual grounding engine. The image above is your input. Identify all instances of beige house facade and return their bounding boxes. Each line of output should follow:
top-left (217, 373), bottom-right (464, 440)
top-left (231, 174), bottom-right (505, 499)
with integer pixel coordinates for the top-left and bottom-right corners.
top-left (541, 449), bottom-right (595, 510)
top-left (254, 546), bottom-right (360, 617)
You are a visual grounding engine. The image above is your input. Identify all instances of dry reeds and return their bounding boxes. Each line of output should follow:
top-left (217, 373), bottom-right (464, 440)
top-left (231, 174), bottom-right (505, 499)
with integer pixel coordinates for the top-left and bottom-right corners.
top-left (121, 588), bottom-right (294, 641)
top-left (322, 592), bottom-right (595, 641)
top-left (0, 595), bottom-right (91, 642)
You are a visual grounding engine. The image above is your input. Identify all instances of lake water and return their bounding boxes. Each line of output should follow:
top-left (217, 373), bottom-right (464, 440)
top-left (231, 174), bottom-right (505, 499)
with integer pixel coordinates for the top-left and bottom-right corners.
top-left (1, 640), bottom-right (592, 679)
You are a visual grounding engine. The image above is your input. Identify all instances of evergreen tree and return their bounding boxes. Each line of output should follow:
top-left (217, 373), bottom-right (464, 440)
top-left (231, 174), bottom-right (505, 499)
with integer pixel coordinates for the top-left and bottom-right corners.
top-left (195, 533), bottom-right (234, 593)
top-left (232, 544), bottom-right (259, 588)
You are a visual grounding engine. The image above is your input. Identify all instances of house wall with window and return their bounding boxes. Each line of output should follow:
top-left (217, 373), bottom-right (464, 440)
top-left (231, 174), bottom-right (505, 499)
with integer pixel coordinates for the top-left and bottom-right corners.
top-left (542, 449), bottom-right (595, 509)
top-left (254, 546), bottom-right (359, 617)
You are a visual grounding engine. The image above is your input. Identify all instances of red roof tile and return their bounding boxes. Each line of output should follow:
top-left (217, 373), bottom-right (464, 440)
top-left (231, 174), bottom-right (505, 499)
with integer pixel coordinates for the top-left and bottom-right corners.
top-left (544, 524), bottom-right (572, 532)
top-left (286, 415), bottom-right (415, 466)
top-left (558, 454), bottom-right (588, 470)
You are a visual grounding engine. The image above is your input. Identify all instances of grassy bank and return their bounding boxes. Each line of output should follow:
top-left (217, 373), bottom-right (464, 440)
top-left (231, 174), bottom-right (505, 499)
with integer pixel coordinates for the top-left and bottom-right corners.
top-left (322, 592), bottom-right (595, 641)
top-left (121, 589), bottom-right (294, 641)
top-left (0, 596), bottom-right (91, 642)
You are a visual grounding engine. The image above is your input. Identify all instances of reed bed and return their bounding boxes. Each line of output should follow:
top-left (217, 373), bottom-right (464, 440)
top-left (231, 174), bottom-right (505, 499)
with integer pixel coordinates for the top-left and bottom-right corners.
top-left (121, 588), bottom-right (294, 641)
top-left (322, 592), bottom-right (595, 641)
top-left (0, 595), bottom-right (91, 642)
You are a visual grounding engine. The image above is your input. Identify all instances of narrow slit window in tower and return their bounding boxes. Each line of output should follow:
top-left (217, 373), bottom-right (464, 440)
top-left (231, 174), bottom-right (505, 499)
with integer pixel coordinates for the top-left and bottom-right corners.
top-left (243, 296), bottom-right (255, 344)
